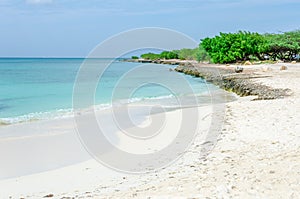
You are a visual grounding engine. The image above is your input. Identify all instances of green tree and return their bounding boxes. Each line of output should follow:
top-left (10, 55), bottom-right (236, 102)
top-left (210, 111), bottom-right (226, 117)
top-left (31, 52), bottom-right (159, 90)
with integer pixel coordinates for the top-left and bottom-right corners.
top-left (176, 48), bottom-right (197, 60)
top-left (160, 51), bottom-right (179, 59)
top-left (159, 51), bottom-right (169, 59)
top-left (141, 53), bottom-right (161, 60)
top-left (264, 30), bottom-right (300, 61)
top-left (196, 45), bottom-right (211, 62)
top-left (201, 31), bottom-right (266, 63)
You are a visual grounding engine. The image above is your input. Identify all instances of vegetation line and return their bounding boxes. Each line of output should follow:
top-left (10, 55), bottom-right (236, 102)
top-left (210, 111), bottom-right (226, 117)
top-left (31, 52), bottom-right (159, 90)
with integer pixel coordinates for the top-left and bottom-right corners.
top-left (132, 30), bottom-right (300, 64)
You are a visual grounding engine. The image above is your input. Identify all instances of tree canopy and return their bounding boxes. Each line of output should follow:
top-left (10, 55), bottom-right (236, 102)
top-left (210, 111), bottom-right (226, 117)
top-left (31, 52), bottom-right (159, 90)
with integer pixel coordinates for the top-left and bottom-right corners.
top-left (139, 48), bottom-right (210, 62)
top-left (140, 51), bottom-right (178, 60)
top-left (264, 30), bottom-right (300, 61)
top-left (201, 31), bottom-right (266, 63)
top-left (140, 53), bottom-right (161, 60)
top-left (137, 30), bottom-right (300, 64)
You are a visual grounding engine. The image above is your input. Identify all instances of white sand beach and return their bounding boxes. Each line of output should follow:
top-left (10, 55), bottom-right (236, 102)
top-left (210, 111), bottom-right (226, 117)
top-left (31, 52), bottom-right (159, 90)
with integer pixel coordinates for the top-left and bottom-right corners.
top-left (0, 63), bottom-right (299, 198)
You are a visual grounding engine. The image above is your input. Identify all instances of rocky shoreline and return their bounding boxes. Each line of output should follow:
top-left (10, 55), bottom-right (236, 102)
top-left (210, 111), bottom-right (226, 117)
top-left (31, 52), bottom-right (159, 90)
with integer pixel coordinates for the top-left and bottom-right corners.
top-left (124, 58), bottom-right (292, 100)
top-left (174, 63), bottom-right (291, 100)
top-left (123, 58), bottom-right (194, 65)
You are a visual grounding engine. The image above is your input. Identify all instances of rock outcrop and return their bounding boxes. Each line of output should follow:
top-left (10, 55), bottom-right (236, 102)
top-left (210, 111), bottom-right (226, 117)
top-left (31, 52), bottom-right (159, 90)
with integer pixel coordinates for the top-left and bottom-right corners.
top-left (175, 64), bottom-right (291, 100)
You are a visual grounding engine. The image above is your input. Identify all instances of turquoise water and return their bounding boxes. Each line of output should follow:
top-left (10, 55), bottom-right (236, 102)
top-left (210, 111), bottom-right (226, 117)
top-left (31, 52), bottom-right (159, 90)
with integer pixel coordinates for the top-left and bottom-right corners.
top-left (0, 58), bottom-right (217, 124)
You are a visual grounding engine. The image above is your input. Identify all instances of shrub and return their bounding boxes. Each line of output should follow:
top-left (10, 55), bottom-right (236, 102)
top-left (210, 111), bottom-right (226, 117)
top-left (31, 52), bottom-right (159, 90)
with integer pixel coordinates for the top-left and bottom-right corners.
top-left (201, 31), bottom-right (266, 63)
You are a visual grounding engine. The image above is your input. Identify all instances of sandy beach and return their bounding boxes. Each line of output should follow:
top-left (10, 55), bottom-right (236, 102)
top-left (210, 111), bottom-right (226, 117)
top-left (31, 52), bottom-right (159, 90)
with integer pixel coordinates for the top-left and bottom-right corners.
top-left (0, 62), bottom-right (299, 198)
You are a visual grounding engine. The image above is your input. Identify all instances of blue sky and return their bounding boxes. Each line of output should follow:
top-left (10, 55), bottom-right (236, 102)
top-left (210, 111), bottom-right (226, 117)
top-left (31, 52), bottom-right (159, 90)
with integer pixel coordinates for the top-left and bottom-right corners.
top-left (1, 0), bottom-right (300, 57)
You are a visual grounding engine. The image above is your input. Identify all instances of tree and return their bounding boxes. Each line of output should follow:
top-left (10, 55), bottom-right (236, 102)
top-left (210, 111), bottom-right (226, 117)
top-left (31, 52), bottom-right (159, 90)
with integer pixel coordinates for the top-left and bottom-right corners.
top-left (196, 45), bottom-right (210, 62)
top-left (175, 48), bottom-right (197, 60)
top-left (140, 53), bottom-right (161, 60)
top-left (201, 31), bottom-right (266, 63)
top-left (160, 51), bottom-right (179, 59)
top-left (264, 30), bottom-right (300, 61)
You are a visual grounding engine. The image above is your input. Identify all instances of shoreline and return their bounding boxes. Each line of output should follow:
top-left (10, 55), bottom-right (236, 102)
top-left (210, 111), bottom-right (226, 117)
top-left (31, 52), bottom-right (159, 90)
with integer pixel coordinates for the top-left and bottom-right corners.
top-left (0, 104), bottom-right (218, 198)
top-left (93, 61), bottom-right (300, 198)
top-left (0, 86), bottom-right (232, 178)
top-left (174, 63), bottom-right (292, 100)
top-left (0, 89), bottom-right (231, 127)
top-left (0, 61), bottom-right (299, 198)
top-left (126, 58), bottom-right (293, 100)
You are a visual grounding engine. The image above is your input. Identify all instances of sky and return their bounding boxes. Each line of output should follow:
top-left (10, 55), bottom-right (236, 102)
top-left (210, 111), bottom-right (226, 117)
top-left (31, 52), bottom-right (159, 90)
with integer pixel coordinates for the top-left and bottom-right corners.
top-left (0, 0), bottom-right (300, 57)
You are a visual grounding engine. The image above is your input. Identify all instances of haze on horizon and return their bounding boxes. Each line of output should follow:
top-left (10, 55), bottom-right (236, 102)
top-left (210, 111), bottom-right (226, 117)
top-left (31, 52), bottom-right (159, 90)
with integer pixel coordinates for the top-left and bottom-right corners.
top-left (0, 0), bottom-right (300, 57)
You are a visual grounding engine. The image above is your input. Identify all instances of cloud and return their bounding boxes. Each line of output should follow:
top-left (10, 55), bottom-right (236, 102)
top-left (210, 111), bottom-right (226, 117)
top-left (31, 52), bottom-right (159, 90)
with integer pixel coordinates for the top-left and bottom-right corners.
top-left (26, 0), bottom-right (53, 4)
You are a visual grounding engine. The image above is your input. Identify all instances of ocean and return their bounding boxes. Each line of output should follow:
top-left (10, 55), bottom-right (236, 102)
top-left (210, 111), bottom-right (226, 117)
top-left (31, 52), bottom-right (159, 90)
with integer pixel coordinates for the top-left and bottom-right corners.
top-left (0, 58), bottom-right (220, 125)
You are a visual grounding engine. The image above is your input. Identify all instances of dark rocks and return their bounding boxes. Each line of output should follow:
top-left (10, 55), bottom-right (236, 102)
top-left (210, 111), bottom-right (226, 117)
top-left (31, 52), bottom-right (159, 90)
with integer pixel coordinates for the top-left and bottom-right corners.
top-left (235, 66), bottom-right (244, 73)
top-left (125, 58), bottom-right (182, 65)
top-left (43, 194), bottom-right (54, 198)
top-left (139, 60), bottom-right (152, 63)
top-left (124, 59), bottom-right (291, 100)
top-left (153, 60), bottom-right (163, 64)
top-left (175, 64), bottom-right (291, 100)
